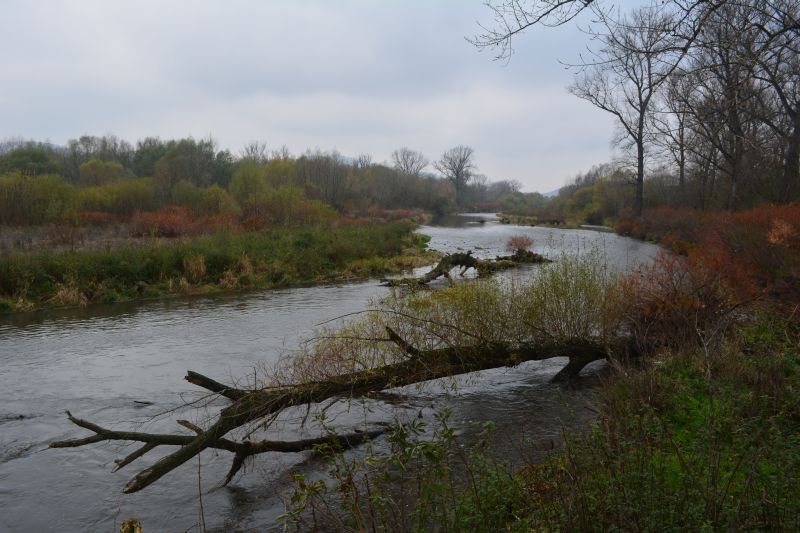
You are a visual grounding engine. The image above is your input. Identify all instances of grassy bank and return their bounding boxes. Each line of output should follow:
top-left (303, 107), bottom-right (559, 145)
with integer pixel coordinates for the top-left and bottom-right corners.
top-left (377, 312), bottom-right (794, 532)
top-left (280, 206), bottom-right (799, 531)
top-left (0, 221), bottom-right (436, 313)
top-left (286, 298), bottom-right (799, 532)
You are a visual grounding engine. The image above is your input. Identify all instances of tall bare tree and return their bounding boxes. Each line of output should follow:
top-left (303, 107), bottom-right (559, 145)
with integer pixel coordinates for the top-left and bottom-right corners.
top-left (749, 0), bottom-right (800, 201)
top-left (681, 1), bottom-right (765, 209)
top-left (391, 147), bottom-right (429, 176)
top-left (435, 146), bottom-right (475, 206)
top-left (239, 140), bottom-right (269, 165)
top-left (652, 72), bottom-right (693, 192)
top-left (569, 6), bottom-right (679, 215)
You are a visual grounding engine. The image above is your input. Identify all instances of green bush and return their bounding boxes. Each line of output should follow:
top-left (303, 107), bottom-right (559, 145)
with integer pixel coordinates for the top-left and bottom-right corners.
top-left (0, 173), bottom-right (76, 224)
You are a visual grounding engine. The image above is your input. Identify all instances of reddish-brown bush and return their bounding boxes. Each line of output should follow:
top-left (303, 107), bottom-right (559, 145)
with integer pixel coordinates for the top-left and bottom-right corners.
top-left (505, 235), bottom-right (534, 253)
top-left (131, 206), bottom-right (197, 237)
top-left (77, 211), bottom-right (117, 226)
top-left (617, 203), bottom-right (800, 302)
top-left (620, 252), bottom-right (739, 350)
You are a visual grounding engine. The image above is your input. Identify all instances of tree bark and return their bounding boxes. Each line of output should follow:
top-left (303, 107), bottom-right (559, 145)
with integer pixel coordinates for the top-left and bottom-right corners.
top-left (50, 330), bottom-right (634, 493)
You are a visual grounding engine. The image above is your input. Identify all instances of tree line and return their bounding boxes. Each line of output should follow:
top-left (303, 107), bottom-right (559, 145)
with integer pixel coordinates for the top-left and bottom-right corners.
top-left (0, 135), bottom-right (539, 226)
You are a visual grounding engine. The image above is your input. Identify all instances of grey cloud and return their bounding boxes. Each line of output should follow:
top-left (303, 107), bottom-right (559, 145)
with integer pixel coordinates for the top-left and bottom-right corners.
top-left (1, 0), bottom-right (616, 192)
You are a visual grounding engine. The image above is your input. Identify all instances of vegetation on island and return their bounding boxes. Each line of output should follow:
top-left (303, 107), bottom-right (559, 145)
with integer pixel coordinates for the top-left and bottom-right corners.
top-left (0, 221), bottom-right (434, 313)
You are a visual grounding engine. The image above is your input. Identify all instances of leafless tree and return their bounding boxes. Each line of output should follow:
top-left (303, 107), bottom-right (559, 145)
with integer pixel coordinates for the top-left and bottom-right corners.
top-left (297, 149), bottom-right (349, 208)
top-left (472, 173), bottom-right (490, 196)
top-left (239, 140), bottom-right (269, 165)
top-left (652, 72), bottom-right (693, 191)
top-left (270, 145), bottom-right (292, 160)
top-left (679, 2), bottom-right (765, 209)
top-left (749, 0), bottom-right (800, 201)
top-left (391, 147), bottom-right (429, 176)
top-left (569, 5), bottom-right (679, 215)
top-left (435, 146), bottom-right (476, 206)
top-left (354, 153), bottom-right (373, 169)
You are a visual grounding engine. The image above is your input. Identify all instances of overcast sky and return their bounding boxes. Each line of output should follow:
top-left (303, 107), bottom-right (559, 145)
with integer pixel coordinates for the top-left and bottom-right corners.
top-left (0, 0), bottom-right (626, 193)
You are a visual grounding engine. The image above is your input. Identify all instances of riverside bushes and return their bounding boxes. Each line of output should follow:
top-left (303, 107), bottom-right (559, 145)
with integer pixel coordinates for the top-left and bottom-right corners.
top-left (616, 204), bottom-right (800, 301)
top-left (0, 221), bottom-right (431, 311)
top-left (287, 297), bottom-right (799, 532)
top-left (283, 206), bottom-right (799, 531)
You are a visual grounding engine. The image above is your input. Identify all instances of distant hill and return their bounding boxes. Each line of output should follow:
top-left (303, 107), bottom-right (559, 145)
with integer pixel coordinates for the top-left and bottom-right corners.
top-left (542, 188), bottom-right (560, 198)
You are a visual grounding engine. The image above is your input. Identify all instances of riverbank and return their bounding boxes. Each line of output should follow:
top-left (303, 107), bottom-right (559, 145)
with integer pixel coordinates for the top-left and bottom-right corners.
top-left (490, 207), bottom-right (800, 530)
top-left (287, 205), bottom-right (799, 531)
top-left (346, 310), bottom-right (797, 531)
top-left (0, 220), bottom-right (437, 313)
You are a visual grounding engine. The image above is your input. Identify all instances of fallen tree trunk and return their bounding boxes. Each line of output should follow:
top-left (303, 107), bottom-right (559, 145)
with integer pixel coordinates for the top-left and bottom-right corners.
top-left (50, 329), bottom-right (636, 494)
top-left (381, 250), bottom-right (548, 287)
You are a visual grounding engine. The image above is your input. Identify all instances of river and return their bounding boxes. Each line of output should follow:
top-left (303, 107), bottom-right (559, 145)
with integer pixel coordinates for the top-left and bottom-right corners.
top-left (0, 214), bottom-right (660, 532)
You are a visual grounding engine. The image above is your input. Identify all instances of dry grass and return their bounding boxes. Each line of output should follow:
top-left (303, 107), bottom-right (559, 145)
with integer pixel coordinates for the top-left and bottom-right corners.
top-left (218, 269), bottom-right (239, 290)
top-left (181, 254), bottom-right (206, 284)
top-left (50, 285), bottom-right (88, 307)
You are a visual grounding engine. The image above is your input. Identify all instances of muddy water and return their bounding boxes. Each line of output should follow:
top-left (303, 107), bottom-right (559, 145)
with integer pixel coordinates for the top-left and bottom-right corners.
top-left (0, 215), bottom-right (660, 532)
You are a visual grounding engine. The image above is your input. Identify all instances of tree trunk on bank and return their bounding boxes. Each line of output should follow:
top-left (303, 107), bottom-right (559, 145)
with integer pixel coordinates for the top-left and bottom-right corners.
top-left (635, 139), bottom-right (645, 217)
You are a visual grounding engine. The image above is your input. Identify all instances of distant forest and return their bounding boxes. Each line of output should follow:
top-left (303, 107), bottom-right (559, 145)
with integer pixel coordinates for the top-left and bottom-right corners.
top-left (0, 136), bottom-right (543, 228)
top-left (2, 2), bottom-right (798, 230)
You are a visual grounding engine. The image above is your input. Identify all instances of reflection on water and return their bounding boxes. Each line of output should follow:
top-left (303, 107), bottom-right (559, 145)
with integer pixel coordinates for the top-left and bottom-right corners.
top-left (428, 212), bottom-right (497, 228)
top-left (0, 215), bottom-right (660, 532)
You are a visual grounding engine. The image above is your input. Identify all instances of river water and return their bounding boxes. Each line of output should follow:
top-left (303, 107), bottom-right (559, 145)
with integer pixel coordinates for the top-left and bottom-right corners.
top-left (0, 214), bottom-right (660, 532)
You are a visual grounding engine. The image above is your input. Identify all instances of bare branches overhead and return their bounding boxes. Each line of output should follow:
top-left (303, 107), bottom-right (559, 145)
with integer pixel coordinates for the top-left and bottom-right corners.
top-left (470, 0), bottom-right (596, 60)
top-left (472, 0), bottom-right (800, 207)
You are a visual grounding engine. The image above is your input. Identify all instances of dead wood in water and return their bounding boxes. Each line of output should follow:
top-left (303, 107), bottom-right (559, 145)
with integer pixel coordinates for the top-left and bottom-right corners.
top-left (50, 328), bottom-right (635, 493)
top-left (381, 250), bottom-right (548, 287)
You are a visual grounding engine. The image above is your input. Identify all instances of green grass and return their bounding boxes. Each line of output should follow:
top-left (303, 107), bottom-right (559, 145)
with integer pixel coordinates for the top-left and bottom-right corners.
top-left (0, 221), bottom-right (434, 312)
top-left (450, 314), bottom-right (799, 532)
top-left (283, 312), bottom-right (799, 532)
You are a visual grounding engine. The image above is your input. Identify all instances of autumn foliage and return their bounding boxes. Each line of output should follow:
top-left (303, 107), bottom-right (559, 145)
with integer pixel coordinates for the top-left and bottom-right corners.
top-left (620, 252), bottom-right (739, 350)
top-left (617, 204), bottom-right (800, 302)
top-left (505, 235), bottom-right (534, 253)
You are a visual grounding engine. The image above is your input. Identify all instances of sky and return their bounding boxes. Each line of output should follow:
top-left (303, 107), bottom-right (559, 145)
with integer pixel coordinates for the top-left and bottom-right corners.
top-left (0, 0), bottom-right (623, 193)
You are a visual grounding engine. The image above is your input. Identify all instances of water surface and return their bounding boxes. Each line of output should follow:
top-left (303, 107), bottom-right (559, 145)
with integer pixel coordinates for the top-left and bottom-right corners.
top-left (0, 215), bottom-right (660, 532)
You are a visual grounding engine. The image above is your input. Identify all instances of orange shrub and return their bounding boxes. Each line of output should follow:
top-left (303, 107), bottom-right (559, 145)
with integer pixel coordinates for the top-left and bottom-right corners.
top-left (131, 206), bottom-right (197, 237)
top-left (617, 203), bottom-right (800, 302)
top-left (696, 204), bottom-right (800, 299)
top-left (614, 214), bottom-right (645, 240)
top-left (505, 235), bottom-right (534, 253)
top-left (620, 252), bottom-right (739, 350)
